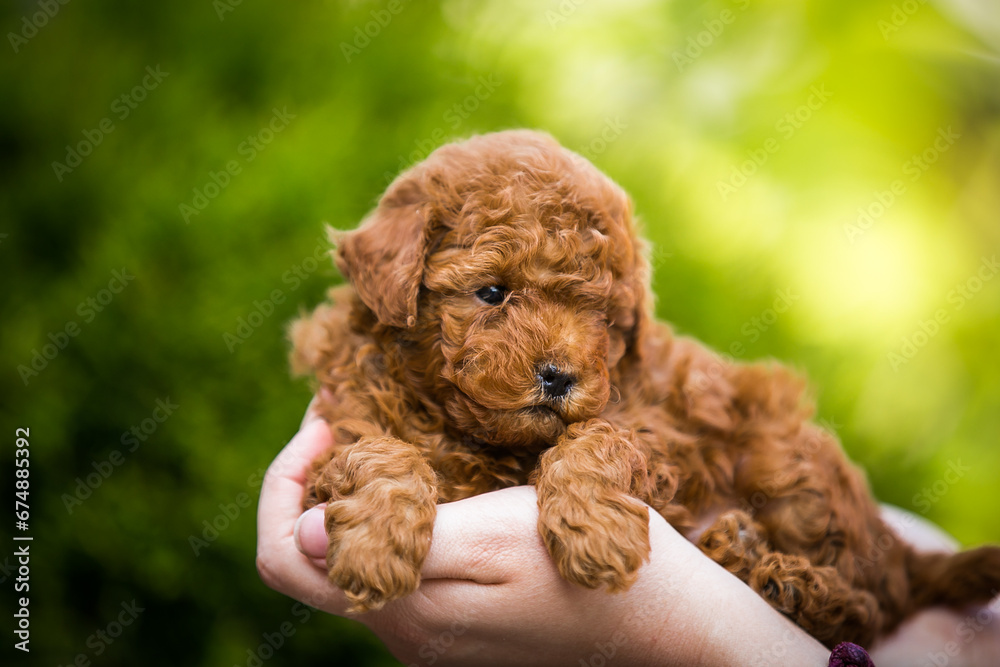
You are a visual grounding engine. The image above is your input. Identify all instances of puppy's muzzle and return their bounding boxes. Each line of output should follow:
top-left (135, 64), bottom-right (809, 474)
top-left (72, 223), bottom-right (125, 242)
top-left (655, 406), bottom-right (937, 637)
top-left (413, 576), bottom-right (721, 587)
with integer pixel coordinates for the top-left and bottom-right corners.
top-left (537, 364), bottom-right (575, 400)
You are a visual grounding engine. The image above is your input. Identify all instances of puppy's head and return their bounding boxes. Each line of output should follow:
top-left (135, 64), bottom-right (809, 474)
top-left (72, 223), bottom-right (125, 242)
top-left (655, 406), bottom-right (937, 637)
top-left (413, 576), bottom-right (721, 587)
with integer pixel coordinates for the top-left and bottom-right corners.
top-left (337, 130), bottom-right (649, 447)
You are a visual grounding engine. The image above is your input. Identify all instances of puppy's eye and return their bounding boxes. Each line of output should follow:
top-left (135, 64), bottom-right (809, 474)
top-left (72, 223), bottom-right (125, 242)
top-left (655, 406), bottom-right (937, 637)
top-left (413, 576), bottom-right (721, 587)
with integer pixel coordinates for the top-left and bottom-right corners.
top-left (475, 285), bottom-right (509, 305)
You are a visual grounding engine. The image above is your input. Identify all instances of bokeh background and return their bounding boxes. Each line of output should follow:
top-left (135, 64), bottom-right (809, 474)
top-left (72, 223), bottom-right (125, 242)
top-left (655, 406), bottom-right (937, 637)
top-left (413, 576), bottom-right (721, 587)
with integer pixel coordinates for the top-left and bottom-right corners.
top-left (2, 0), bottom-right (999, 664)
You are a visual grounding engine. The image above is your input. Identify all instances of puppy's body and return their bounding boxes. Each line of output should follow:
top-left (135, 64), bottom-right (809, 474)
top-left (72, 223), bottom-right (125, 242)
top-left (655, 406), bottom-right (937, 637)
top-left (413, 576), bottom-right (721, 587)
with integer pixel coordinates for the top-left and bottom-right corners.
top-left (292, 130), bottom-right (1000, 647)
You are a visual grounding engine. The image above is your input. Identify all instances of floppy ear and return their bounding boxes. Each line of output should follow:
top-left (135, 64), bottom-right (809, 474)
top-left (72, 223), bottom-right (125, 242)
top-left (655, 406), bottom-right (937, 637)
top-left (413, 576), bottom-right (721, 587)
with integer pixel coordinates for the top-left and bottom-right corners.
top-left (616, 251), bottom-right (652, 366)
top-left (607, 279), bottom-right (650, 371)
top-left (334, 176), bottom-right (429, 328)
top-left (608, 198), bottom-right (653, 367)
top-left (626, 263), bottom-right (652, 362)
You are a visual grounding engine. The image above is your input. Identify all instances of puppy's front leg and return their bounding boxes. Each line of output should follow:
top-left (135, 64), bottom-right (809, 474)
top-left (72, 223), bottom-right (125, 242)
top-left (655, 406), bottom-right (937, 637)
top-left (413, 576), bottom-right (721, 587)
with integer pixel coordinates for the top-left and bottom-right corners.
top-left (315, 436), bottom-right (438, 613)
top-left (534, 419), bottom-right (651, 592)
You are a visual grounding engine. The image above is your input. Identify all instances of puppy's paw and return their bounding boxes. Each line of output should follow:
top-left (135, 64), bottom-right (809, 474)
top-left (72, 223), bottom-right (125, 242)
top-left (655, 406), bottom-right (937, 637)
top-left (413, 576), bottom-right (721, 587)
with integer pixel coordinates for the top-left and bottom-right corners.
top-left (325, 500), bottom-right (429, 613)
top-left (697, 509), bottom-right (769, 580)
top-left (748, 552), bottom-right (879, 647)
top-left (538, 491), bottom-right (650, 592)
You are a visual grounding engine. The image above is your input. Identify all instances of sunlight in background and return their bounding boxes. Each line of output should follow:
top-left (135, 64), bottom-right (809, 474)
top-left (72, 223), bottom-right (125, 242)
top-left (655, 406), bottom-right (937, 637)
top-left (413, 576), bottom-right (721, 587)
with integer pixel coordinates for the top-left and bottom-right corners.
top-left (452, 0), bottom-right (969, 342)
top-left (788, 219), bottom-right (942, 343)
top-left (457, 1), bottom-right (973, 349)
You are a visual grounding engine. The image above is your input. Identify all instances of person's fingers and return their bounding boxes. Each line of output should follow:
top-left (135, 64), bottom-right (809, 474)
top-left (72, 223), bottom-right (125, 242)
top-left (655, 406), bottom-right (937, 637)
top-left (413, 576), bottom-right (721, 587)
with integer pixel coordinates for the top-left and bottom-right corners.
top-left (290, 392), bottom-right (336, 569)
top-left (419, 486), bottom-right (547, 583)
top-left (256, 417), bottom-right (330, 556)
top-left (417, 486), bottom-right (676, 584)
top-left (256, 418), bottom-right (346, 613)
top-left (290, 487), bottom-right (540, 582)
top-left (292, 485), bottom-right (546, 628)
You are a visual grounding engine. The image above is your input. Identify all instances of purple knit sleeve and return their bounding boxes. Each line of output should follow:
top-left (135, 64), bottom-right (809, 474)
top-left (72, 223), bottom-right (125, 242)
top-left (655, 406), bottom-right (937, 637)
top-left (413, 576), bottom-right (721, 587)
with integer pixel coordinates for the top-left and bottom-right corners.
top-left (828, 642), bottom-right (875, 667)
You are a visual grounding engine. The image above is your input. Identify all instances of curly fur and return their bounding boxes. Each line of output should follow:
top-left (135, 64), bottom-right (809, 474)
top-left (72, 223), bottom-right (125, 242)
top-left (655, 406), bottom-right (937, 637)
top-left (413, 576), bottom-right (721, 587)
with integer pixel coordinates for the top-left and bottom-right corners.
top-left (290, 130), bottom-right (1000, 647)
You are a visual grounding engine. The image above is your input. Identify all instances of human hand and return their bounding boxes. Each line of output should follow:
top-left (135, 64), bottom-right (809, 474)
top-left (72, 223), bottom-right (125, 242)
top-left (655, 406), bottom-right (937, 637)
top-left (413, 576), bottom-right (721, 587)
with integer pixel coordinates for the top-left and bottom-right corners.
top-left (258, 408), bottom-right (1000, 666)
top-left (258, 408), bottom-right (831, 666)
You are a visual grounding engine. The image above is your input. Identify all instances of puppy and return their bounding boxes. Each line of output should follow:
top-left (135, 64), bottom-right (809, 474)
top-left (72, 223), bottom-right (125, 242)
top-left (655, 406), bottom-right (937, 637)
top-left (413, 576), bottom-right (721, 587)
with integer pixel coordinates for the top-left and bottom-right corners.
top-left (290, 129), bottom-right (1000, 647)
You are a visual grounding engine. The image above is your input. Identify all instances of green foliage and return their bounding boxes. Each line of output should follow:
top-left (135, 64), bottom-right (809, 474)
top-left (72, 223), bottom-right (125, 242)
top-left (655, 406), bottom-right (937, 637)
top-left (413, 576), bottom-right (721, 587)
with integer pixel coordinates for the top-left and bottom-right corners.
top-left (2, 0), bottom-right (997, 664)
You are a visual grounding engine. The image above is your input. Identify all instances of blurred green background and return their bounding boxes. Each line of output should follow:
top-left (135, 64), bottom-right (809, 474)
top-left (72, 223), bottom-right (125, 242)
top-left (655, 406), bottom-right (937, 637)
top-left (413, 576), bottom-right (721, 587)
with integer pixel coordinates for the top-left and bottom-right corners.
top-left (2, 0), bottom-right (998, 664)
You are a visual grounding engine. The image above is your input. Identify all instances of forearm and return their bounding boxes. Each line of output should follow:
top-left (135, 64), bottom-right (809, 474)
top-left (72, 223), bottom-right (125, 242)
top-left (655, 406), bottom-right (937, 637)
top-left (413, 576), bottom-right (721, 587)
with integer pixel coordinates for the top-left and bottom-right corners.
top-left (615, 510), bottom-right (830, 666)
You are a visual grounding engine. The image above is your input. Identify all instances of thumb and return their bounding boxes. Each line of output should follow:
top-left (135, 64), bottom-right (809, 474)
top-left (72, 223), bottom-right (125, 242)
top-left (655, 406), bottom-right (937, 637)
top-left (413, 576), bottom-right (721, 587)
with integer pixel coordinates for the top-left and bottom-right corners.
top-left (294, 504), bottom-right (329, 568)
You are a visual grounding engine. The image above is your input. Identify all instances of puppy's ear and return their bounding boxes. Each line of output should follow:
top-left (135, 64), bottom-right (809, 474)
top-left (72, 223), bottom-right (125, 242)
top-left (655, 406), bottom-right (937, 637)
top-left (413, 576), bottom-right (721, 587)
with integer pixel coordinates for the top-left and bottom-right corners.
top-left (606, 256), bottom-right (653, 369)
top-left (618, 260), bottom-right (651, 365)
top-left (335, 176), bottom-right (429, 328)
top-left (616, 208), bottom-right (654, 365)
top-left (626, 268), bottom-right (652, 362)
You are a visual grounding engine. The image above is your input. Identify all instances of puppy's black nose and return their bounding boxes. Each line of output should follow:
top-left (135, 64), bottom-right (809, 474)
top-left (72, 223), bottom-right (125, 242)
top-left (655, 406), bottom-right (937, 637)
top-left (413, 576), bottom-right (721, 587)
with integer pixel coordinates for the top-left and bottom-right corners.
top-left (538, 364), bottom-right (575, 399)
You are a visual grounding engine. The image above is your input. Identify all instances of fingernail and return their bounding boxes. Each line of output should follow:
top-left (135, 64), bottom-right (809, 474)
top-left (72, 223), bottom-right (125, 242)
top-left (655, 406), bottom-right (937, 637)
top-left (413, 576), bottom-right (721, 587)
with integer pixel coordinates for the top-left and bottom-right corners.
top-left (294, 504), bottom-right (328, 558)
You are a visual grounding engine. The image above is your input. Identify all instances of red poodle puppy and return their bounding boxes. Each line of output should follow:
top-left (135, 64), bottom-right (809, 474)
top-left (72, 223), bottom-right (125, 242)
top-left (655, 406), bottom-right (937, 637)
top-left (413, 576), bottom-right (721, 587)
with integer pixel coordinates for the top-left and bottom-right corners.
top-left (290, 129), bottom-right (1000, 647)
